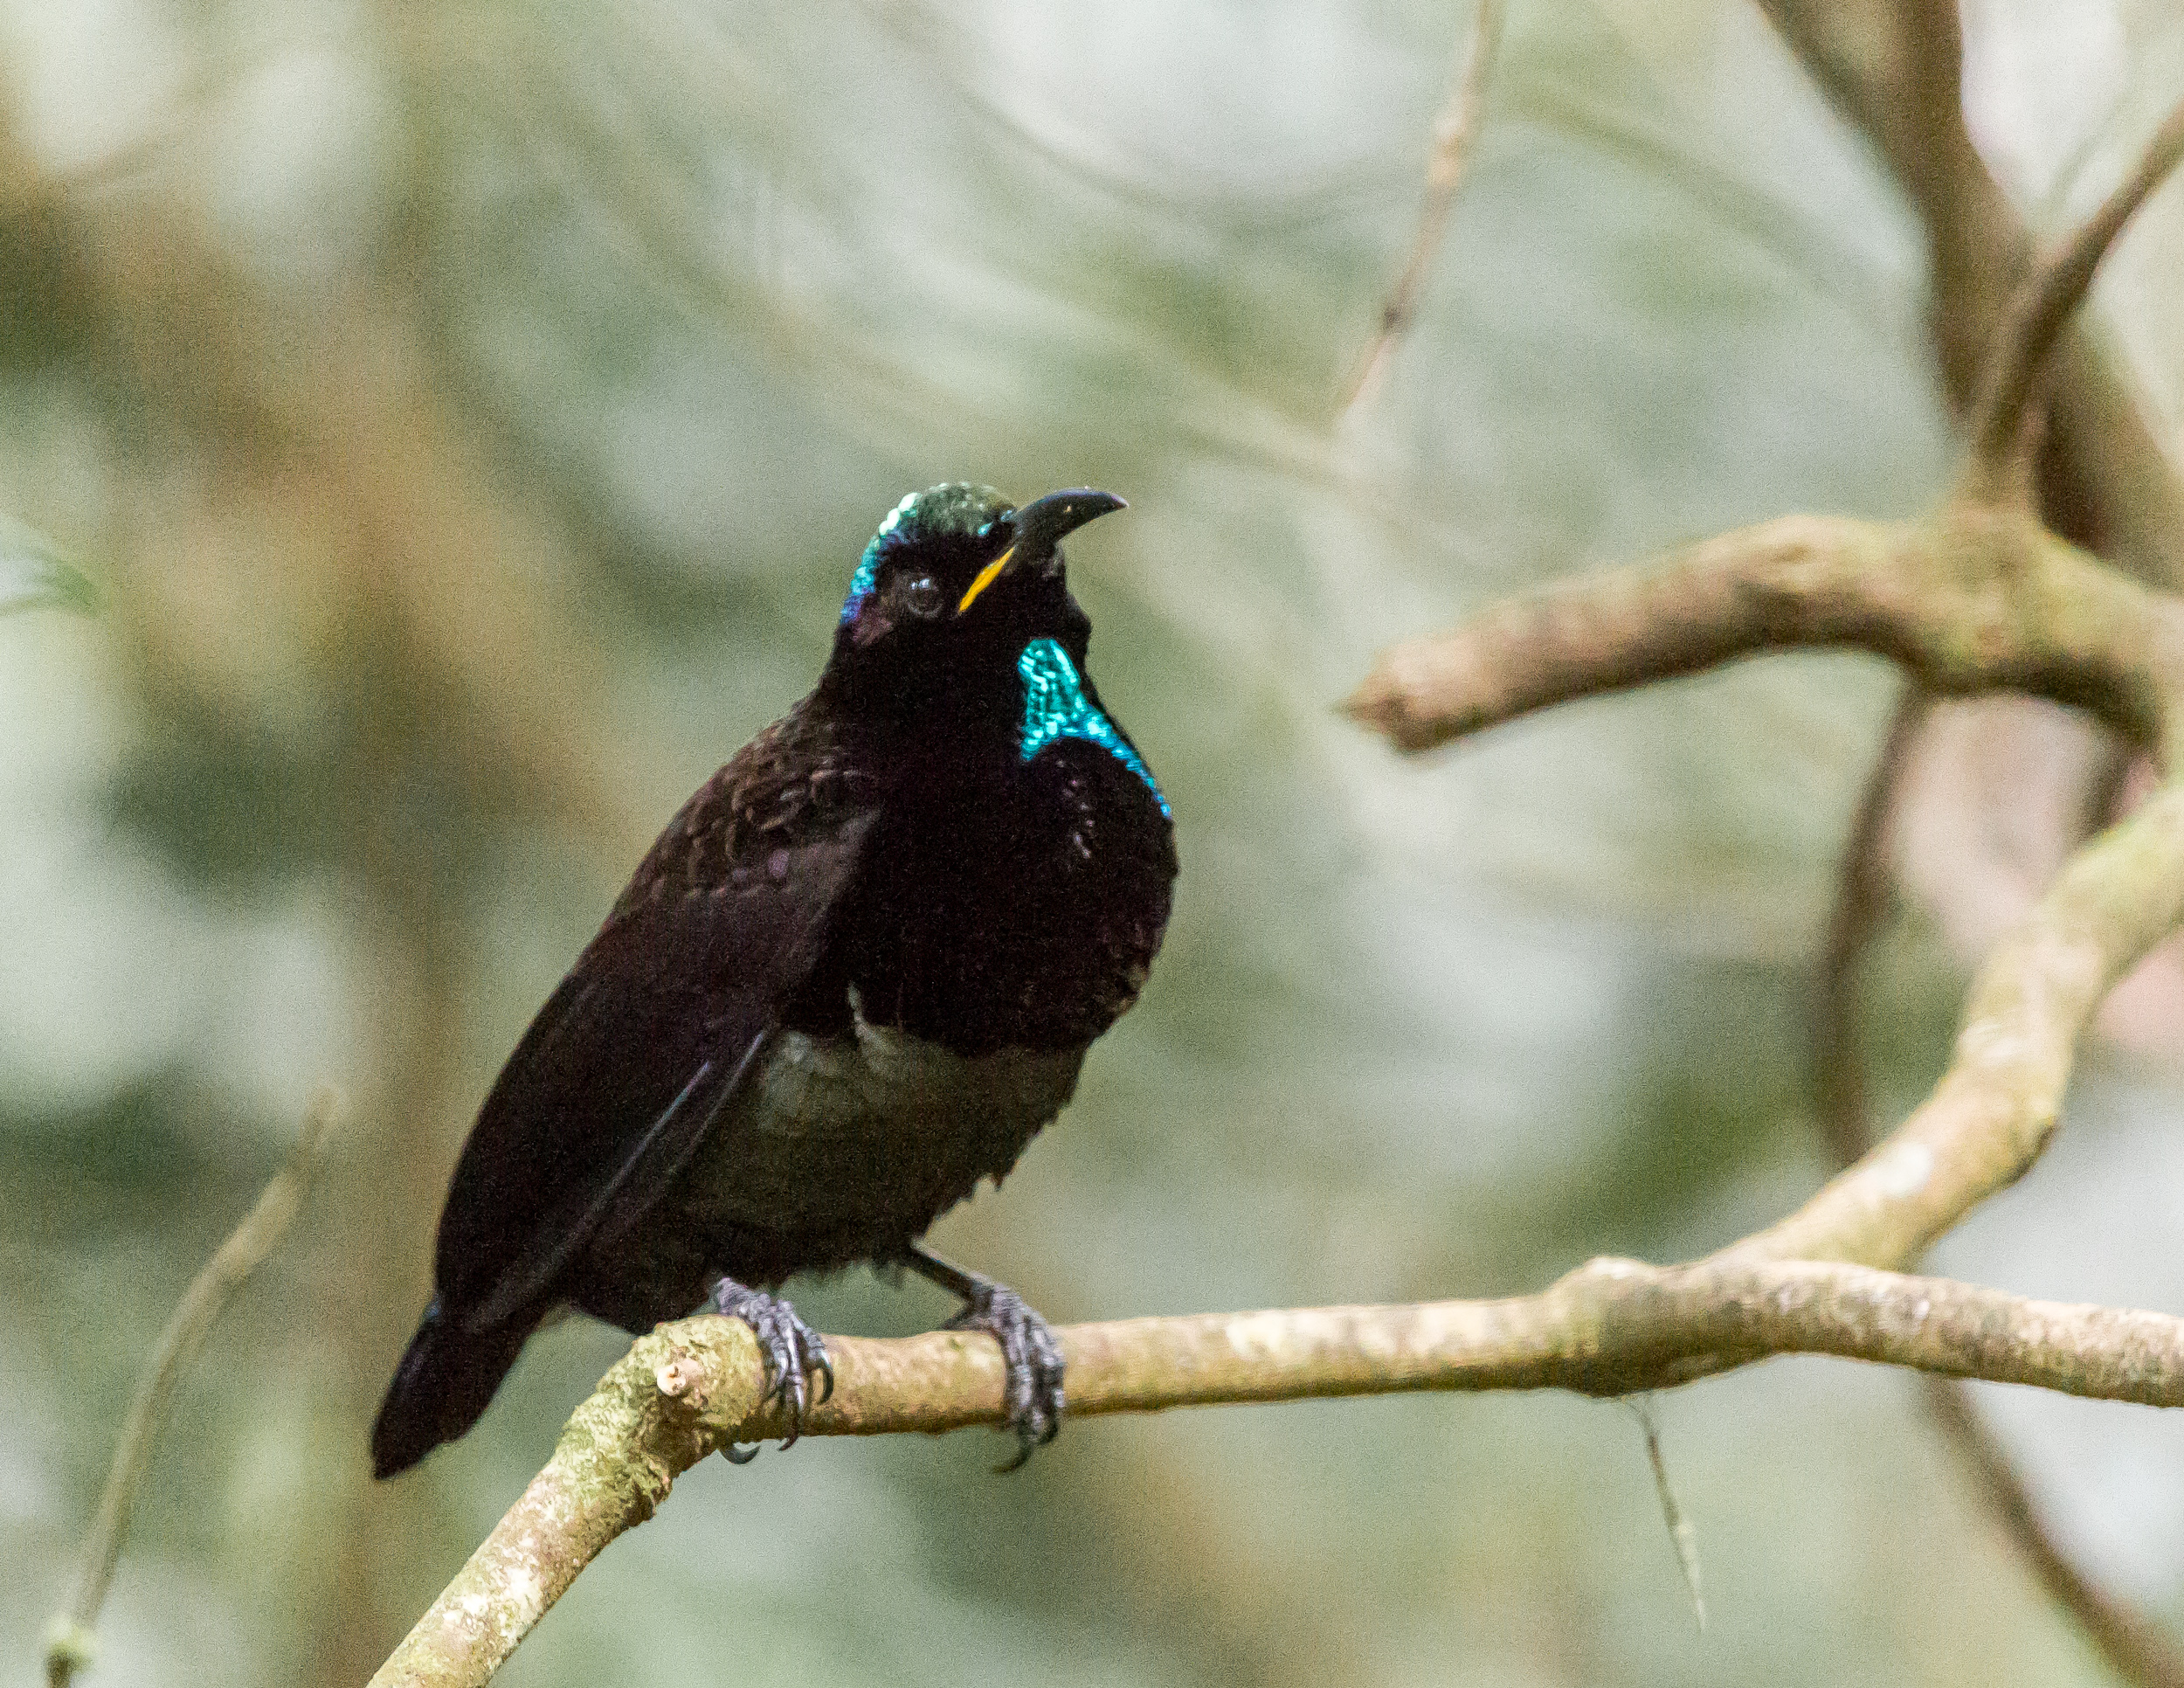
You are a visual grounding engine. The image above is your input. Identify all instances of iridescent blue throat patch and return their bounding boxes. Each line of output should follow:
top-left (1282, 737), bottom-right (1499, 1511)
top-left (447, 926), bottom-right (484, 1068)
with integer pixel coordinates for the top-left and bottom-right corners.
top-left (1016, 638), bottom-right (1169, 816)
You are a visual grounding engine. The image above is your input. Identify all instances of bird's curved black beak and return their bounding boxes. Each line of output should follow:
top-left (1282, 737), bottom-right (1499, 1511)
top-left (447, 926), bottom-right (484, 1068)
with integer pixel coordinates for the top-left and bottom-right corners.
top-left (1012, 488), bottom-right (1126, 558)
top-left (957, 488), bottom-right (1126, 614)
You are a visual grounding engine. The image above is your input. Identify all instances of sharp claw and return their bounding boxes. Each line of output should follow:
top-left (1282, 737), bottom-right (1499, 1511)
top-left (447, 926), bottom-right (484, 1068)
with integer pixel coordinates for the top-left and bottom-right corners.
top-left (722, 1442), bottom-right (760, 1465)
top-left (813, 1350), bottom-right (837, 1405)
top-left (940, 1276), bottom-right (1065, 1471)
top-left (778, 1361), bottom-right (805, 1449)
top-left (708, 1277), bottom-right (832, 1453)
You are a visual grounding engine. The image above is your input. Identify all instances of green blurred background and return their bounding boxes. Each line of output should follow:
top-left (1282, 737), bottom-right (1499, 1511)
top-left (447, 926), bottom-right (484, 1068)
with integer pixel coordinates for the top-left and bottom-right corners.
top-left (7, 1), bottom-right (2184, 1682)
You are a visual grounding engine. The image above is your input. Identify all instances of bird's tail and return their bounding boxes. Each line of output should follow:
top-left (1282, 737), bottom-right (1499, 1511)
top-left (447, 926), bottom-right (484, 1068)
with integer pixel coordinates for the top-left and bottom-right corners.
top-left (370, 1296), bottom-right (531, 1479)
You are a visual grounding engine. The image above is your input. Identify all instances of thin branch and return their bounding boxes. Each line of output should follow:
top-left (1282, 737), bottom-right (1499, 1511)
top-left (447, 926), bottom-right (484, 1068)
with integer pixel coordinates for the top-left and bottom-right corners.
top-left (1968, 98), bottom-right (2184, 487)
top-left (1627, 1400), bottom-right (1704, 1632)
top-left (44, 1089), bottom-right (340, 1688)
top-left (371, 1256), bottom-right (2184, 1687)
top-left (1923, 1378), bottom-right (2184, 1687)
top-left (1767, 32), bottom-right (2184, 1679)
top-left (1752, 0), bottom-right (1976, 256)
top-left (1337, 0), bottom-right (1503, 413)
top-left (1745, 789), bottom-right (2184, 1277)
top-left (367, 1318), bottom-right (764, 1688)
top-left (1813, 684), bottom-right (1930, 1167)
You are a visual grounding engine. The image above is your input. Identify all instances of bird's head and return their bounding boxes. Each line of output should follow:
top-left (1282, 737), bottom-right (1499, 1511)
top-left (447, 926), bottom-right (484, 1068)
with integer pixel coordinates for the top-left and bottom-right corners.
top-left (824, 482), bottom-right (1125, 716)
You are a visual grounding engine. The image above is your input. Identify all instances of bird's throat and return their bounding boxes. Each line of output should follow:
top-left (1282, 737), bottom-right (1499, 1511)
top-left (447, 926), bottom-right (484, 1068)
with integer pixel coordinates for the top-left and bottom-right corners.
top-left (1014, 638), bottom-right (1168, 815)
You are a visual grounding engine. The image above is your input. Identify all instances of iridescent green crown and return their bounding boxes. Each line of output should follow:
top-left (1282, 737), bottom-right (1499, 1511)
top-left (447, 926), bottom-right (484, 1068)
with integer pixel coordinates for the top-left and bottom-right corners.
top-left (840, 483), bottom-right (1011, 624)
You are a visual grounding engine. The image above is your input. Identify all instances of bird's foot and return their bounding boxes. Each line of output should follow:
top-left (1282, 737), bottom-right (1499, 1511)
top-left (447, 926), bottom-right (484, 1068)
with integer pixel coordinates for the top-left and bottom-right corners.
top-left (944, 1278), bottom-right (1065, 1472)
top-left (708, 1276), bottom-right (833, 1457)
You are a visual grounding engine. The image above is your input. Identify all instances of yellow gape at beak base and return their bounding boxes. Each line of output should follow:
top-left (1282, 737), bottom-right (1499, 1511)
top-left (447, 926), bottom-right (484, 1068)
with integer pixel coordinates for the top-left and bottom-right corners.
top-left (957, 549), bottom-right (1013, 614)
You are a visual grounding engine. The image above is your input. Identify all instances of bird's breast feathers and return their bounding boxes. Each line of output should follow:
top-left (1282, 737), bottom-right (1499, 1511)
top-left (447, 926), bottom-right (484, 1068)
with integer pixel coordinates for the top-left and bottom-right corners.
top-left (677, 987), bottom-right (1086, 1248)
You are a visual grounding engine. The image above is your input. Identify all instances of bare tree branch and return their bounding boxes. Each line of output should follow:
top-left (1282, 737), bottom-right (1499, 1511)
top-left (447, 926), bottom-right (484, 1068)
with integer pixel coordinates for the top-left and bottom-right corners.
top-left (367, 1318), bottom-right (765, 1688)
top-left (1758, 0), bottom-right (2184, 590)
top-left (1815, 699), bottom-right (2184, 1688)
top-left (1760, 12), bottom-right (2184, 1678)
top-left (1813, 684), bottom-right (1929, 1167)
top-left (45, 1090), bottom-right (341, 1688)
top-left (1338, 0), bottom-right (1503, 412)
top-left (1342, 509), bottom-right (2184, 758)
top-left (1968, 98), bottom-right (2184, 490)
top-left (1348, 512), bottom-right (2184, 1279)
top-left (370, 1255), bottom-right (2184, 1688)
top-left (1923, 1378), bottom-right (2184, 1688)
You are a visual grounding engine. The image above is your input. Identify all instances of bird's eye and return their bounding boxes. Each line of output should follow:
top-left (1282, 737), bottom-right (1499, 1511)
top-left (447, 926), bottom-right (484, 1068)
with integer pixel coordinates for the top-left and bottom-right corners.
top-left (902, 575), bottom-right (943, 619)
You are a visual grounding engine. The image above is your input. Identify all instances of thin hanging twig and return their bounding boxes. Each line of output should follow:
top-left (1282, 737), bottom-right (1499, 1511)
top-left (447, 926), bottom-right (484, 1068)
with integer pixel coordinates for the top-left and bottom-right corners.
top-left (1625, 1398), bottom-right (1704, 1631)
top-left (43, 1088), bottom-right (341, 1688)
top-left (1338, 0), bottom-right (1504, 413)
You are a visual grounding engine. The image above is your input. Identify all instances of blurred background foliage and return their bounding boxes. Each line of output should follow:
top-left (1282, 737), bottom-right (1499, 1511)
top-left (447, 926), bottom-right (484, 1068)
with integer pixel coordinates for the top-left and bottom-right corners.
top-left (6, 1), bottom-right (2184, 1683)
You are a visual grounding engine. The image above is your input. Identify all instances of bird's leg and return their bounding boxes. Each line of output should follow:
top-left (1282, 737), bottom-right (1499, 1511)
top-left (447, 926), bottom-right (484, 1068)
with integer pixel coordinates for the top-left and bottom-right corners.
top-left (708, 1276), bottom-right (833, 1456)
top-left (900, 1242), bottom-right (1064, 1470)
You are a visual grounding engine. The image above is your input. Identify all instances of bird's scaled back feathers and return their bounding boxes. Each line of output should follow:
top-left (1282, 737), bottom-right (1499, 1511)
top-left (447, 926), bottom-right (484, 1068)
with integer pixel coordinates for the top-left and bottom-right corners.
top-left (433, 709), bottom-right (880, 1331)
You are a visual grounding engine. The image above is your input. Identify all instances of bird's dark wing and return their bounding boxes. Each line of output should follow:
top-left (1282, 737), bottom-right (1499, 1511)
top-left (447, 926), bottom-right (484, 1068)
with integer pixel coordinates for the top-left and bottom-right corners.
top-left (431, 709), bottom-right (878, 1332)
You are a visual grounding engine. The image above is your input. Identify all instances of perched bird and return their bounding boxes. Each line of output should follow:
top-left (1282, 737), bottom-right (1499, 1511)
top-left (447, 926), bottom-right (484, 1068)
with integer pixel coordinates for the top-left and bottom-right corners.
top-left (372, 483), bottom-right (1175, 1477)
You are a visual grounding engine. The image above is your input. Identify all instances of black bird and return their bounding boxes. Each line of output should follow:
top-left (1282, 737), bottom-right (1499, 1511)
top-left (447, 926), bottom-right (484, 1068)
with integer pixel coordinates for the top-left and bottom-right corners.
top-left (372, 483), bottom-right (1175, 1477)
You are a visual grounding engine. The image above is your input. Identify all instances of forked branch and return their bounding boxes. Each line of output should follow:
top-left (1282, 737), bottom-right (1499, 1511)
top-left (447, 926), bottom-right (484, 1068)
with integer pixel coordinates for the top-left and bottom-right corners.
top-left (1968, 97), bottom-right (2184, 486)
